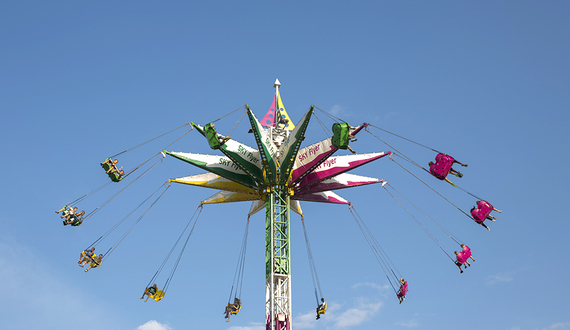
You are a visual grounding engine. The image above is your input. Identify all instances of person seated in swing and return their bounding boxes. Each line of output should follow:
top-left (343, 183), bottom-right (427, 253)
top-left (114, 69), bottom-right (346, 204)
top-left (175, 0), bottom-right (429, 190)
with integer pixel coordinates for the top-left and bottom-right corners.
top-left (61, 207), bottom-right (80, 222)
top-left (454, 245), bottom-right (474, 273)
top-left (428, 153), bottom-right (468, 187)
top-left (396, 277), bottom-right (408, 304)
top-left (207, 123), bottom-right (231, 145)
top-left (107, 162), bottom-right (124, 176)
top-left (224, 297), bottom-right (241, 322)
top-left (84, 253), bottom-right (103, 272)
top-left (57, 206), bottom-right (77, 220)
top-left (141, 283), bottom-right (159, 302)
top-left (63, 210), bottom-right (85, 226)
top-left (101, 158), bottom-right (125, 179)
top-left (56, 205), bottom-right (75, 218)
top-left (101, 158), bottom-right (119, 172)
top-left (470, 200), bottom-right (501, 231)
top-left (110, 168), bottom-right (125, 179)
top-left (316, 298), bottom-right (327, 320)
top-left (78, 247), bottom-right (95, 267)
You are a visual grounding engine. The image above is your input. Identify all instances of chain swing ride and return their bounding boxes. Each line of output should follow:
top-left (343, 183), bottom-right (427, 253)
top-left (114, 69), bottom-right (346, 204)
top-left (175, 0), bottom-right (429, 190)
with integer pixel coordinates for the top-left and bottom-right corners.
top-left (58, 79), bottom-right (501, 330)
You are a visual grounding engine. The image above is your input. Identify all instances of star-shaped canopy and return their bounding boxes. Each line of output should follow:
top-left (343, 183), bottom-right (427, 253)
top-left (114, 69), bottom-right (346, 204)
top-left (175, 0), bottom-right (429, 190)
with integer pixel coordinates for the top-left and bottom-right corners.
top-left (166, 95), bottom-right (390, 218)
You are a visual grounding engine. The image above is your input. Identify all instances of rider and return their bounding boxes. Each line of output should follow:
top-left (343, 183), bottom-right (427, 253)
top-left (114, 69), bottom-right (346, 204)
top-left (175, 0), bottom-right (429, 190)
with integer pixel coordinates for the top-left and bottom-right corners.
top-left (58, 206), bottom-right (77, 220)
top-left (84, 254), bottom-right (103, 272)
top-left (224, 297), bottom-right (241, 322)
top-left (102, 158), bottom-right (119, 172)
top-left (316, 297), bottom-right (326, 319)
top-left (56, 205), bottom-right (76, 218)
top-left (64, 210), bottom-right (85, 226)
top-left (396, 277), bottom-right (408, 304)
top-left (141, 284), bottom-right (159, 302)
top-left (78, 248), bottom-right (95, 267)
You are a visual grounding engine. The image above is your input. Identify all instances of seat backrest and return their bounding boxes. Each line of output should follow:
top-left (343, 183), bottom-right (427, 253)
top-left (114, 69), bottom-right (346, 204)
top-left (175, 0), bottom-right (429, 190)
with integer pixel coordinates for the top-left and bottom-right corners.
top-left (430, 154), bottom-right (454, 179)
top-left (318, 301), bottom-right (327, 314)
top-left (477, 200), bottom-right (493, 217)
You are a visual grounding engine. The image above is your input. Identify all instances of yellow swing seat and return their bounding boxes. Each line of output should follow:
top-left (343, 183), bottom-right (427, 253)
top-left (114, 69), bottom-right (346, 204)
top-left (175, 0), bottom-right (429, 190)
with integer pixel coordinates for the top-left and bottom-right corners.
top-left (150, 290), bottom-right (165, 302)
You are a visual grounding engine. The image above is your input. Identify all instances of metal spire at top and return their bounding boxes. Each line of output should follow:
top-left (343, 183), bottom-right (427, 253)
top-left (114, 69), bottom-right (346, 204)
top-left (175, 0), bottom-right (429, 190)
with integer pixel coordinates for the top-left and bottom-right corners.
top-left (274, 79), bottom-right (281, 97)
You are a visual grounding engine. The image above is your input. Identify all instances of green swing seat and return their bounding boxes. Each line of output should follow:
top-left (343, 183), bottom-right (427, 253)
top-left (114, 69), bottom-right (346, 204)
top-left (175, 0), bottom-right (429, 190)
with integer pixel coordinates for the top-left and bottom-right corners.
top-left (101, 158), bottom-right (123, 182)
top-left (332, 122), bottom-right (350, 149)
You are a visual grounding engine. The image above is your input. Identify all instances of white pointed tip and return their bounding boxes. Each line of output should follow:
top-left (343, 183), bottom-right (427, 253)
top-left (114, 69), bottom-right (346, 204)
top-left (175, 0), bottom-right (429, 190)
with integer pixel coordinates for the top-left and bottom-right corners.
top-left (274, 78), bottom-right (281, 88)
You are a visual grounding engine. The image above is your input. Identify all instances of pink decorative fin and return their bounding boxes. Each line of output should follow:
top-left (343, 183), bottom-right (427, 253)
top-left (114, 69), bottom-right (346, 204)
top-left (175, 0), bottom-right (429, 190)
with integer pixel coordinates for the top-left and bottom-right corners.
top-left (260, 95), bottom-right (277, 127)
top-left (296, 173), bottom-right (381, 194)
top-left (292, 191), bottom-right (349, 204)
top-left (297, 152), bottom-right (390, 188)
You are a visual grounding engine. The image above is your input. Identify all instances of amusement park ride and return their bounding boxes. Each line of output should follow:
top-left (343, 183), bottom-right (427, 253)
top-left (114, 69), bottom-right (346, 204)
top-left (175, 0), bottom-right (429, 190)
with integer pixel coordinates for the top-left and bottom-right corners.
top-left (59, 79), bottom-right (500, 330)
top-left (166, 79), bottom-right (390, 329)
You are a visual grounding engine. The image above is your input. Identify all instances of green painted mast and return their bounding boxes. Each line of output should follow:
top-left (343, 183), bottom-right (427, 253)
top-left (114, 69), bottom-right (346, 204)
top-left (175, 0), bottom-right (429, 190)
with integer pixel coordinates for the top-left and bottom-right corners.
top-left (245, 79), bottom-right (299, 329)
top-left (265, 184), bottom-right (292, 329)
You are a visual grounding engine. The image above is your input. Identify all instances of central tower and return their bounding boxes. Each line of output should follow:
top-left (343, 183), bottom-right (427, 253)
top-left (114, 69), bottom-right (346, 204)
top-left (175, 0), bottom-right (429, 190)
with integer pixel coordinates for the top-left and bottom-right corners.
top-left (265, 175), bottom-right (293, 329)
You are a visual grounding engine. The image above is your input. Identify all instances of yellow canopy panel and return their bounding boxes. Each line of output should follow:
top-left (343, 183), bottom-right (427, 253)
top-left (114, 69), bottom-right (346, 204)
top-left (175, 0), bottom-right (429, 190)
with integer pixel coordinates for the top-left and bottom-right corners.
top-left (247, 199), bottom-right (302, 218)
top-left (171, 173), bottom-right (256, 194)
top-left (202, 191), bottom-right (261, 205)
top-left (276, 90), bottom-right (295, 131)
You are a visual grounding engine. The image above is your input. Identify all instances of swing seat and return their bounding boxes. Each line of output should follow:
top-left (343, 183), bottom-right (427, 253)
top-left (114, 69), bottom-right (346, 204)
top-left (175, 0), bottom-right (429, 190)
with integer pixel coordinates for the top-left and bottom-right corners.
top-left (332, 123), bottom-right (350, 149)
top-left (456, 251), bottom-right (468, 264)
top-left (471, 201), bottom-right (493, 222)
top-left (462, 245), bottom-right (472, 259)
top-left (70, 217), bottom-right (83, 226)
top-left (101, 158), bottom-right (123, 182)
top-left (317, 301), bottom-right (327, 315)
top-left (397, 282), bottom-right (408, 298)
top-left (205, 123), bottom-right (222, 150)
top-left (151, 290), bottom-right (165, 301)
top-left (429, 154), bottom-right (454, 180)
top-left (478, 200), bottom-right (493, 217)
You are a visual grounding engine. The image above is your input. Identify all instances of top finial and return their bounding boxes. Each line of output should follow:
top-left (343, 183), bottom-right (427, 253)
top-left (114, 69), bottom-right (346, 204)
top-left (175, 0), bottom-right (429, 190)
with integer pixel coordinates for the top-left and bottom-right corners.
top-left (274, 79), bottom-right (281, 88)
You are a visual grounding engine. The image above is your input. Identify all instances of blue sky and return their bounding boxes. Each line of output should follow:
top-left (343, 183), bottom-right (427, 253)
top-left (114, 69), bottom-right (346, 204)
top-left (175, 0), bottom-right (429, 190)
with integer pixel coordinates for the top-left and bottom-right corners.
top-left (1, 1), bottom-right (569, 330)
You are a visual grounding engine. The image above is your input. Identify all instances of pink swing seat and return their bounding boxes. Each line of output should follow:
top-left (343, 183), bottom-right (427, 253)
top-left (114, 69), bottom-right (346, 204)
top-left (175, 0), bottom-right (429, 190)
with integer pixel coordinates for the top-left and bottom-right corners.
top-left (429, 154), bottom-right (455, 180)
top-left (471, 200), bottom-right (493, 223)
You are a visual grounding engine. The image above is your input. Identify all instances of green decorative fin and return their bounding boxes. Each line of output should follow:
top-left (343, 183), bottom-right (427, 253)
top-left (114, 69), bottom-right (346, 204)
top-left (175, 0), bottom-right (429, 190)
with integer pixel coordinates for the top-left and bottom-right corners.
top-left (245, 105), bottom-right (278, 184)
top-left (165, 151), bottom-right (258, 189)
top-left (278, 105), bottom-right (314, 184)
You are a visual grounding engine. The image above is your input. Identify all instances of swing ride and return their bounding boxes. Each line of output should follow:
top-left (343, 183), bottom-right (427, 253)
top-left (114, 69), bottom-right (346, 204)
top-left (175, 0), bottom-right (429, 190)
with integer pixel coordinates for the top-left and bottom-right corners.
top-left (56, 79), bottom-right (501, 330)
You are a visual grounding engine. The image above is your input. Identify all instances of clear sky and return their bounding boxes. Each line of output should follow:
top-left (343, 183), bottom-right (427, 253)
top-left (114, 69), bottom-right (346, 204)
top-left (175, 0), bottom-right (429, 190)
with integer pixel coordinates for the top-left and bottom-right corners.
top-left (1, 1), bottom-right (569, 330)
